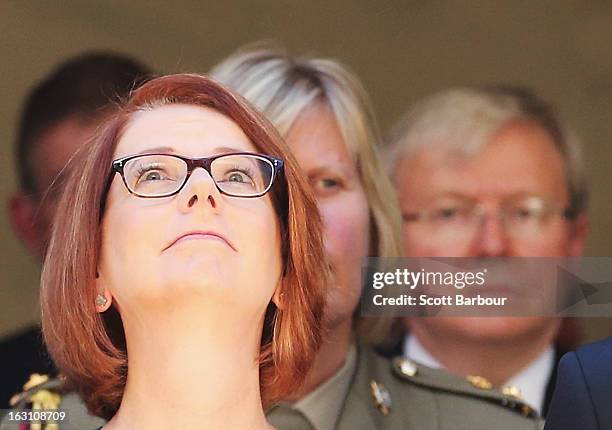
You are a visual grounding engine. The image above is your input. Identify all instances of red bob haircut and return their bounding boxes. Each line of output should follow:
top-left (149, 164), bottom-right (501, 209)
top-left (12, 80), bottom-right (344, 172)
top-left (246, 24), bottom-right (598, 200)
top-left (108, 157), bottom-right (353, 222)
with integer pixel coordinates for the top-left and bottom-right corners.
top-left (41, 74), bottom-right (328, 419)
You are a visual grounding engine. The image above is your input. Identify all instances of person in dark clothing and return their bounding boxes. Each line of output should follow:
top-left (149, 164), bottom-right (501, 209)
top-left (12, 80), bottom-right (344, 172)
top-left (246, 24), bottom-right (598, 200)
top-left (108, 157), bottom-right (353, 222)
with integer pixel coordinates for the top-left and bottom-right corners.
top-left (545, 336), bottom-right (612, 430)
top-left (3, 52), bottom-right (150, 409)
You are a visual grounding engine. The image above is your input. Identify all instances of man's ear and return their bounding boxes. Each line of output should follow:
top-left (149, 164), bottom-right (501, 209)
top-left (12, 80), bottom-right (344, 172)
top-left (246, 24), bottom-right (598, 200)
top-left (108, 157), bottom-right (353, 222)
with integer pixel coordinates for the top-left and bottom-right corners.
top-left (8, 192), bottom-right (45, 259)
top-left (568, 214), bottom-right (589, 257)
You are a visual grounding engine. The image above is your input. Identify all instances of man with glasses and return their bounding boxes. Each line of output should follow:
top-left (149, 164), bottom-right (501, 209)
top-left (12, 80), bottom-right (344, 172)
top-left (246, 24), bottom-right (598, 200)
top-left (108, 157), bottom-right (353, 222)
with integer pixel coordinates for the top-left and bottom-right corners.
top-left (384, 86), bottom-right (589, 418)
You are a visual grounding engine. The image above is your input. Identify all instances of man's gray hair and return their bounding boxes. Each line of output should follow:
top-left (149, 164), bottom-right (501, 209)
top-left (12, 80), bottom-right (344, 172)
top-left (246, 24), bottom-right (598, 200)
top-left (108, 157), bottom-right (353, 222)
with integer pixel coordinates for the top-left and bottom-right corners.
top-left (385, 86), bottom-right (588, 217)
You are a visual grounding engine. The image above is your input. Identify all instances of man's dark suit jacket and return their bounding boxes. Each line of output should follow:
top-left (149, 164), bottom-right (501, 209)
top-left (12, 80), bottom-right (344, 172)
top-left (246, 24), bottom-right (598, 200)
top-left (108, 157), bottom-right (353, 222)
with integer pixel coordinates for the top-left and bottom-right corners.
top-left (545, 337), bottom-right (612, 430)
top-left (0, 325), bottom-right (55, 409)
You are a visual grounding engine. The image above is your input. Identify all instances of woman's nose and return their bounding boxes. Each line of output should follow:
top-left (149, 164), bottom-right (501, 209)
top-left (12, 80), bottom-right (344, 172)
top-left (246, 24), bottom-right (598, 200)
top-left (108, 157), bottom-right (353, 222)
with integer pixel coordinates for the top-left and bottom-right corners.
top-left (177, 168), bottom-right (220, 213)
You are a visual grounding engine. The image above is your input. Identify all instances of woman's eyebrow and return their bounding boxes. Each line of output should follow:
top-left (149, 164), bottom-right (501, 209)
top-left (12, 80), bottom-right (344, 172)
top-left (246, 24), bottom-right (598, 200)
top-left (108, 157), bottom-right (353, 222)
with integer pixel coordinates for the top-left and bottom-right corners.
top-left (212, 145), bottom-right (247, 154)
top-left (134, 145), bottom-right (246, 156)
top-left (136, 146), bottom-right (175, 155)
top-left (307, 164), bottom-right (353, 178)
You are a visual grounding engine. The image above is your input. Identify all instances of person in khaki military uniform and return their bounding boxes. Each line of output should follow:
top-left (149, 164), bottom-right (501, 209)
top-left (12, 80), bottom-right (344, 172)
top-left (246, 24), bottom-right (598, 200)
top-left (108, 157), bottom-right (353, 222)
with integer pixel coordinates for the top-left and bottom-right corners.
top-left (268, 345), bottom-right (541, 430)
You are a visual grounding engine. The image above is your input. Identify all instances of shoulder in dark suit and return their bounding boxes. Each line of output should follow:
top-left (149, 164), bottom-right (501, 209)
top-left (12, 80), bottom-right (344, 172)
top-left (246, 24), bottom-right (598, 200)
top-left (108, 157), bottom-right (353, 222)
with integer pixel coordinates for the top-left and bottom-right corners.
top-left (0, 325), bottom-right (55, 409)
top-left (545, 336), bottom-right (612, 430)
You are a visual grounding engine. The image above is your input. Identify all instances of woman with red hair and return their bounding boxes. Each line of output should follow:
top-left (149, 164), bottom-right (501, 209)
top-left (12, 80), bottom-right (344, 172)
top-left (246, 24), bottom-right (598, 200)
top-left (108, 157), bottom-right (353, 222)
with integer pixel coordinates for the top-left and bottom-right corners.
top-left (39, 74), bottom-right (328, 429)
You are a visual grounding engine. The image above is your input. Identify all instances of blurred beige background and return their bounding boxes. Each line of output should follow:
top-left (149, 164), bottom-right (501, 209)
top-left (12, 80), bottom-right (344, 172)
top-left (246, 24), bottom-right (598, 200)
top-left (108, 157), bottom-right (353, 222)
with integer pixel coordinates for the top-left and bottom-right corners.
top-left (1, 1), bottom-right (611, 341)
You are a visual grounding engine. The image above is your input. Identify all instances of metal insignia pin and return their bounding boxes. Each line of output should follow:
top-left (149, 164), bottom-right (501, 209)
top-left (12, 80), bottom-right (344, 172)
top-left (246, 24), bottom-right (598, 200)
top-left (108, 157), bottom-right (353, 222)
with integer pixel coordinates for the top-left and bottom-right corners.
top-left (23, 374), bottom-right (49, 391)
top-left (370, 380), bottom-right (392, 415)
top-left (467, 375), bottom-right (493, 390)
top-left (521, 404), bottom-right (536, 417)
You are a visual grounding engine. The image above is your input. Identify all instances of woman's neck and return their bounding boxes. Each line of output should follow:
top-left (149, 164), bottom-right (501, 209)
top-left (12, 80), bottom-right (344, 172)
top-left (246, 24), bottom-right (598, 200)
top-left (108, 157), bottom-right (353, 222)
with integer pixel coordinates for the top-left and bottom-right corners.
top-left (104, 309), bottom-right (273, 430)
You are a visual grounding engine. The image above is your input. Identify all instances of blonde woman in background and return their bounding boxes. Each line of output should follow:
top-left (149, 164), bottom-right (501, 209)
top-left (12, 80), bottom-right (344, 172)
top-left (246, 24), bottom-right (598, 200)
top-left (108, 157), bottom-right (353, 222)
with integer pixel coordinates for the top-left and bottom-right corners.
top-left (209, 44), bottom-right (542, 430)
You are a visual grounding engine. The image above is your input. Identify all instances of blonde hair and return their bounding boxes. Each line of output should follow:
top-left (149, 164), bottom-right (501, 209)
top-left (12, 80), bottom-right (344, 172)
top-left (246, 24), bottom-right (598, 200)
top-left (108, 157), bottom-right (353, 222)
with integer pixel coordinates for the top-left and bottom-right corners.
top-left (210, 44), bottom-right (403, 341)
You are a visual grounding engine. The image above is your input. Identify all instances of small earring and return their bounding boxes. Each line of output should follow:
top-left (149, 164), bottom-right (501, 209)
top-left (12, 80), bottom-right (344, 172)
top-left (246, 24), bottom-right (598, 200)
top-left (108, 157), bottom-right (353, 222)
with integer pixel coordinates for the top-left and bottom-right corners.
top-left (95, 294), bottom-right (108, 307)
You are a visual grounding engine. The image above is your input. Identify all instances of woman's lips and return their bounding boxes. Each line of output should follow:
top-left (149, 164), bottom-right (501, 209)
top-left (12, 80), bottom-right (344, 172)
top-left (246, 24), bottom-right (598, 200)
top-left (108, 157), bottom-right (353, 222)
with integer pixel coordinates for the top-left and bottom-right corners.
top-left (164, 231), bottom-right (236, 252)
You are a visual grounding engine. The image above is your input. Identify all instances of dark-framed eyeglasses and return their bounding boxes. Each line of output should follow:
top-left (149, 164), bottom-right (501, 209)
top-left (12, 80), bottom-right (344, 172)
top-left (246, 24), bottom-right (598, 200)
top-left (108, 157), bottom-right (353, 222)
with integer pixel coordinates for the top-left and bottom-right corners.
top-left (110, 152), bottom-right (284, 198)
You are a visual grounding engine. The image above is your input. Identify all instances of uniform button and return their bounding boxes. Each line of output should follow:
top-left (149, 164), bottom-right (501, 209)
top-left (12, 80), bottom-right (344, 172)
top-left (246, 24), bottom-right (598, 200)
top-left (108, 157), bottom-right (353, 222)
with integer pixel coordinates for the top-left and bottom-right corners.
top-left (501, 385), bottom-right (523, 400)
top-left (395, 357), bottom-right (418, 377)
